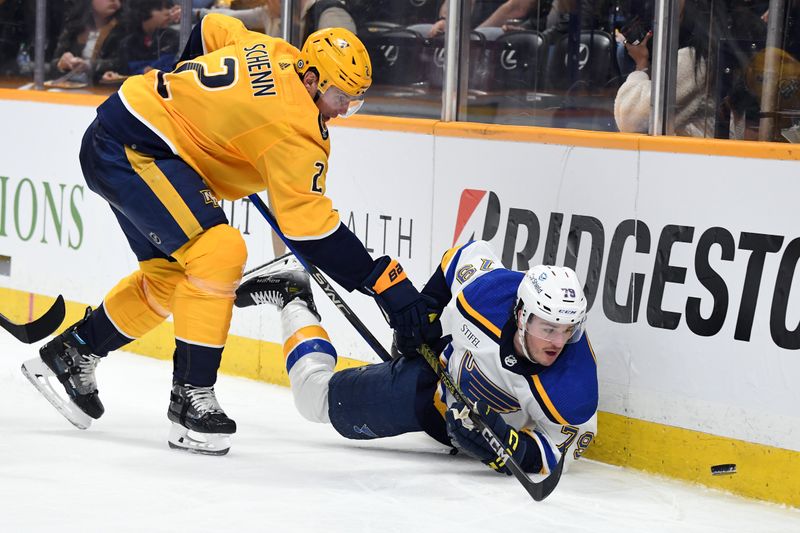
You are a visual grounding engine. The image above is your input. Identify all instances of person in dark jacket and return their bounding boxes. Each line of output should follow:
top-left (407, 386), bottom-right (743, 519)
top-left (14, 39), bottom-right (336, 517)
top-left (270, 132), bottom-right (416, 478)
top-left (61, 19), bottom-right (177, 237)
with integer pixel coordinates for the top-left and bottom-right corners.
top-left (50, 0), bottom-right (124, 84)
top-left (113, 0), bottom-right (180, 77)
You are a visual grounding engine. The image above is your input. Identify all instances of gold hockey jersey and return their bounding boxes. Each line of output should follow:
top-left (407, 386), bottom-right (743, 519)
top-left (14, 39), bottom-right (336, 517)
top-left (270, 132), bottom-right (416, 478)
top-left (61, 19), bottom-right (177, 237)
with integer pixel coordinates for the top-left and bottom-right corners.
top-left (97, 14), bottom-right (338, 240)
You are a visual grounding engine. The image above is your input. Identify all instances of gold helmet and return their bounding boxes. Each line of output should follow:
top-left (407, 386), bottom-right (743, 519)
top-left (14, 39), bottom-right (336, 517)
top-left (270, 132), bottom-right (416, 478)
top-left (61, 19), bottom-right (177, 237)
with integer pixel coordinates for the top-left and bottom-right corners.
top-left (297, 27), bottom-right (372, 97)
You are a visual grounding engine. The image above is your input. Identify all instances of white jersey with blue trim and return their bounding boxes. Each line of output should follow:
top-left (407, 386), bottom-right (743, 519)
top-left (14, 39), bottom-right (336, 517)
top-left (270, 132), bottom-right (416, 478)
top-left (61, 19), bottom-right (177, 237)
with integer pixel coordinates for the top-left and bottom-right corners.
top-left (437, 241), bottom-right (598, 475)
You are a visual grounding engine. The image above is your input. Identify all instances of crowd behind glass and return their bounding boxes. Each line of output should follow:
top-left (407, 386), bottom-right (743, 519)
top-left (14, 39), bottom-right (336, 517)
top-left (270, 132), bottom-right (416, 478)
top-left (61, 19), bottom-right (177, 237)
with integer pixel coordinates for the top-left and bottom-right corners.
top-left (1, 0), bottom-right (798, 142)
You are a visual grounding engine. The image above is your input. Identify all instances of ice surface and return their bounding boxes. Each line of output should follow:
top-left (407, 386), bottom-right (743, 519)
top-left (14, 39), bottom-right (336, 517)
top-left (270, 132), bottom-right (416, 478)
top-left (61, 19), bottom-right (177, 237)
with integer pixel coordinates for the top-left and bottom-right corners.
top-left (1, 337), bottom-right (798, 533)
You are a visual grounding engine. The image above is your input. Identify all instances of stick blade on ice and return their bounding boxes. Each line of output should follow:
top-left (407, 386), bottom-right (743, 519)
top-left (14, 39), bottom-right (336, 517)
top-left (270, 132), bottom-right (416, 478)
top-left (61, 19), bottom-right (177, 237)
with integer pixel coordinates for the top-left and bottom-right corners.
top-left (0, 295), bottom-right (66, 344)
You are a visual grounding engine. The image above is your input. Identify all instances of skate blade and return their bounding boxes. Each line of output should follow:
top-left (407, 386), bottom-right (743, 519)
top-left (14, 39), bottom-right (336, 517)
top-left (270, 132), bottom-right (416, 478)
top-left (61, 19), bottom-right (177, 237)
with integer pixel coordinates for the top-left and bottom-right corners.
top-left (242, 255), bottom-right (302, 283)
top-left (167, 423), bottom-right (231, 456)
top-left (21, 357), bottom-right (93, 430)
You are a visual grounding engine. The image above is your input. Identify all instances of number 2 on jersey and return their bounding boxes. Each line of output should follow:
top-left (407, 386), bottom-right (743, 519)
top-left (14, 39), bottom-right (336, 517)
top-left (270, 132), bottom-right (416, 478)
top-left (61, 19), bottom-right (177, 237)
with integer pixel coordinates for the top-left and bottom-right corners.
top-left (311, 162), bottom-right (326, 193)
top-left (157, 57), bottom-right (238, 100)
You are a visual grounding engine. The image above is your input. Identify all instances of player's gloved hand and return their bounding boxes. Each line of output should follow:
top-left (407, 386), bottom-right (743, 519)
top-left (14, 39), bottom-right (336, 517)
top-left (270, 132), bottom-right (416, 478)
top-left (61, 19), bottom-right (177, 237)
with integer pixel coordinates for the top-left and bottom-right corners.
top-left (391, 311), bottom-right (445, 359)
top-left (361, 256), bottom-right (433, 358)
top-left (445, 400), bottom-right (542, 475)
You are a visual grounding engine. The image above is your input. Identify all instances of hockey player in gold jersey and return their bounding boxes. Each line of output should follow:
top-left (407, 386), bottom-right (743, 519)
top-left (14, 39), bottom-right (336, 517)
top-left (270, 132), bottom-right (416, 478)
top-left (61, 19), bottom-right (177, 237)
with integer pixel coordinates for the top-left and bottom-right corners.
top-left (21, 14), bottom-right (435, 455)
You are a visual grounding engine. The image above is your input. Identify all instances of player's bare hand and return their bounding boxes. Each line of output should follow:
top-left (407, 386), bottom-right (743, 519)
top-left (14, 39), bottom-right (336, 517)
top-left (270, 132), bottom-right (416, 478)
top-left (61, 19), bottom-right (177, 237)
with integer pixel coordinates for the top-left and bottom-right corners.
top-left (57, 52), bottom-right (87, 72)
top-left (428, 19), bottom-right (446, 37)
top-left (624, 31), bottom-right (652, 71)
top-left (169, 5), bottom-right (182, 24)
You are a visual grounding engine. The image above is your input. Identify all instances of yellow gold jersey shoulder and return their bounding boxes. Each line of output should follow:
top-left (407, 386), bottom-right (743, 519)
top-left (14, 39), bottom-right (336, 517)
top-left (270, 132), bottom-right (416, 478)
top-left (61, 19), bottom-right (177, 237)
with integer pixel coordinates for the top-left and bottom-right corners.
top-left (117, 14), bottom-right (338, 239)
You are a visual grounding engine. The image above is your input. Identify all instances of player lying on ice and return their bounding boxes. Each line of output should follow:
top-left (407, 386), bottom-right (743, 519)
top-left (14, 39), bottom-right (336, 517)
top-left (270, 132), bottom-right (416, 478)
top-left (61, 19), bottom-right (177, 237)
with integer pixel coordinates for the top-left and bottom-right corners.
top-left (236, 240), bottom-right (598, 476)
top-left (20, 15), bottom-right (435, 456)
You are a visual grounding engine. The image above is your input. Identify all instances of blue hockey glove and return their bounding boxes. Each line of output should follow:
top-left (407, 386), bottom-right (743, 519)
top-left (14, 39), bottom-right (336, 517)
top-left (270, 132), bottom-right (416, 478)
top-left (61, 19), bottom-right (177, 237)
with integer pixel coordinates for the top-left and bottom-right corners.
top-left (361, 256), bottom-right (433, 358)
top-left (445, 401), bottom-right (543, 475)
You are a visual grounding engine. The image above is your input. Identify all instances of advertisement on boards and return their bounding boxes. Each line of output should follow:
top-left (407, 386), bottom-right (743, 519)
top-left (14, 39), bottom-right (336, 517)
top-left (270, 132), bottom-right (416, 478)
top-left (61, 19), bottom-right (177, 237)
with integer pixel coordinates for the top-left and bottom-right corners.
top-left (432, 135), bottom-right (800, 450)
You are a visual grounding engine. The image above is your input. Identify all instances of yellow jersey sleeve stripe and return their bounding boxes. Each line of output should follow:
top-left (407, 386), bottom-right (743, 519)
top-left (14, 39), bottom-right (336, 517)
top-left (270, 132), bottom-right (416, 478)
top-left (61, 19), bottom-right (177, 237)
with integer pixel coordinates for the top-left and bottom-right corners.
top-left (439, 245), bottom-right (461, 272)
top-left (532, 374), bottom-right (570, 426)
top-left (587, 336), bottom-right (597, 364)
top-left (457, 291), bottom-right (501, 338)
top-left (283, 325), bottom-right (330, 357)
top-left (124, 147), bottom-right (203, 240)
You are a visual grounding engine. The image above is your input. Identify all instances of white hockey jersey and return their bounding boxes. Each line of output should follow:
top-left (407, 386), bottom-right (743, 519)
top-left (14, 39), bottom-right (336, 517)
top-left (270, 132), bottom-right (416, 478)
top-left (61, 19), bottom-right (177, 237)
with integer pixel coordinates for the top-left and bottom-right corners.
top-left (434, 241), bottom-right (598, 475)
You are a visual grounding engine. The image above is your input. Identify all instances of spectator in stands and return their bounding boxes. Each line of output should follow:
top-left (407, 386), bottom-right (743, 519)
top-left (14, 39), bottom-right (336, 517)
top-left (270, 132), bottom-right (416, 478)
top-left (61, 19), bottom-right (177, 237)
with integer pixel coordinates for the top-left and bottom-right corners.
top-left (103, 0), bottom-right (180, 81)
top-left (0, 0), bottom-right (25, 75)
top-left (301, 0), bottom-right (357, 42)
top-left (428, 0), bottom-right (608, 39)
top-left (195, 0), bottom-right (356, 41)
top-left (50, 0), bottom-right (125, 84)
top-left (614, 0), bottom-right (718, 136)
top-left (611, 1), bottom-right (654, 79)
top-left (429, 0), bottom-right (522, 37)
top-left (195, 0), bottom-right (281, 35)
top-left (347, 0), bottom-right (439, 28)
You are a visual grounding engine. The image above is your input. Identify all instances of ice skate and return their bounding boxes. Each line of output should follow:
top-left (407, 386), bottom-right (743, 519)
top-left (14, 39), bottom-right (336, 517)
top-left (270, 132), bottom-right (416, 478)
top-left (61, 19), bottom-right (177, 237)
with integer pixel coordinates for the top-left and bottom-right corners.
top-left (167, 382), bottom-right (236, 456)
top-left (235, 255), bottom-right (319, 318)
top-left (21, 308), bottom-right (103, 430)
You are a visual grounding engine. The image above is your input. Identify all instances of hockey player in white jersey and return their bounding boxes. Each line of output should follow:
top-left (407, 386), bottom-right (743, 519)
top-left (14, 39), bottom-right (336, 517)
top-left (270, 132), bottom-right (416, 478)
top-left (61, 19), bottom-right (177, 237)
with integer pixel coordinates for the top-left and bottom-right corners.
top-left (236, 240), bottom-right (598, 476)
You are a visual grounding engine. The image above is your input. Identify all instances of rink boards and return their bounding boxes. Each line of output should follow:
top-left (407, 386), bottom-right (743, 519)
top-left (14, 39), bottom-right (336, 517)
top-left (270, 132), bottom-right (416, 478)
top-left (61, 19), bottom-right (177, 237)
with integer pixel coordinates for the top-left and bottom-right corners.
top-left (0, 89), bottom-right (798, 506)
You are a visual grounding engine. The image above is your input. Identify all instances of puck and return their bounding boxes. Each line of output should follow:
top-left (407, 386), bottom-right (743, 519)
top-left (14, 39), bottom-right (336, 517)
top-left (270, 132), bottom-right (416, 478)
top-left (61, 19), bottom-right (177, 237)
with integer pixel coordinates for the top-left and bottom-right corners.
top-left (710, 463), bottom-right (736, 475)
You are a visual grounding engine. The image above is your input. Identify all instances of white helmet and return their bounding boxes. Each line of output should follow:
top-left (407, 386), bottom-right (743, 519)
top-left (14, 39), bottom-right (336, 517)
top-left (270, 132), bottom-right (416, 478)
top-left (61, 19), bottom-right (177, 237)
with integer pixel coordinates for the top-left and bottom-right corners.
top-left (515, 265), bottom-right (587, 358)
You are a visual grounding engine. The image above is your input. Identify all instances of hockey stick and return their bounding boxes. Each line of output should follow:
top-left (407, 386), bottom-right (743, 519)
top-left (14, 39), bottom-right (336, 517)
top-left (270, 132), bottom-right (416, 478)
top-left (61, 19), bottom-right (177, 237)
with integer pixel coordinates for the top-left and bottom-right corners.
top-left (417, 344), bottom-right (565, 502)
top-left (247, 194), bottom-right (392, 362)
top-left (0, 294), bottom-right (66, 344)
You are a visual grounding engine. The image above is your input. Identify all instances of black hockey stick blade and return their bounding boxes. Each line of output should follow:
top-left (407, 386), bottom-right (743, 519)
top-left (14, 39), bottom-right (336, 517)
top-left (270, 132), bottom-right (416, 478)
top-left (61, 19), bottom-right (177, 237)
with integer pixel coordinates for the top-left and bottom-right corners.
top-left (0, 294), bottom-right (65, 344)
top-left (418, 343), bottom-right (565, 502)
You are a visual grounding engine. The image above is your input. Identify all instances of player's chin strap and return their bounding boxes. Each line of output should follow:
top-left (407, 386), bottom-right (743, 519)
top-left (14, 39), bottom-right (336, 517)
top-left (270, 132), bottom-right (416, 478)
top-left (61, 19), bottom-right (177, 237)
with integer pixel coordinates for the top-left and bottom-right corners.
top-left (247, 194), bottom-right (391, 362)
top-left (516, 310), bottom-right (534, 362)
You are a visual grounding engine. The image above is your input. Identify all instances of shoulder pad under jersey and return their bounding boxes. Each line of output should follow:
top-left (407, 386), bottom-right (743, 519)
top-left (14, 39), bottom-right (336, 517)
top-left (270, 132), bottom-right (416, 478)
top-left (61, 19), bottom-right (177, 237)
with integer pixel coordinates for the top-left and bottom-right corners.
top-left (527, 335), bottom-right (598, 426)
top-left (455, 269), bottom-right (523, 342)
top-left (440, 240), bottom-right (501, 289)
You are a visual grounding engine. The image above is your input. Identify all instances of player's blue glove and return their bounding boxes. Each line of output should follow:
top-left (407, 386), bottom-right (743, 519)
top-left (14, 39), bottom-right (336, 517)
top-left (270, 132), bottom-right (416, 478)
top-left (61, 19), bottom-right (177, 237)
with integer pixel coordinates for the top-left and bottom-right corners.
top-left (361, 256), bottom-right (433, 358)
top-left (445, 400), bottom-right (543, 475)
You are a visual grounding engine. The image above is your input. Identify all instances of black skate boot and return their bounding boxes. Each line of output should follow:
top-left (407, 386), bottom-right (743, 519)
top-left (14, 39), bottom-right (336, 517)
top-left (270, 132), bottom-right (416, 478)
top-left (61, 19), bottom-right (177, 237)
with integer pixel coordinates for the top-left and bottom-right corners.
top-left (235, 256), bottom-right (319, 319)
top-left (167, 382), bottom-right (236, 455)
top-left (21, 307), bottom-right (104, 429)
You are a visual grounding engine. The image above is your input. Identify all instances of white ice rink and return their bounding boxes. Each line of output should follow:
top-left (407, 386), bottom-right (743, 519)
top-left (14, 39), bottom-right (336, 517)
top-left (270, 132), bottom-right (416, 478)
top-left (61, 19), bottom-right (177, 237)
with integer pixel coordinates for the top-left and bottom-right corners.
top-left (1, 336), bottom-right (799, 533)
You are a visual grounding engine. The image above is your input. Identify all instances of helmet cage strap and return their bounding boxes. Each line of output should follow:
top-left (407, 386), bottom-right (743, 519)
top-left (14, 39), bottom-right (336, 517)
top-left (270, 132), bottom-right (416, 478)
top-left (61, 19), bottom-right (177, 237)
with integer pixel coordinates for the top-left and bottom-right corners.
top-left (516, 309), bottom-right (533, 361)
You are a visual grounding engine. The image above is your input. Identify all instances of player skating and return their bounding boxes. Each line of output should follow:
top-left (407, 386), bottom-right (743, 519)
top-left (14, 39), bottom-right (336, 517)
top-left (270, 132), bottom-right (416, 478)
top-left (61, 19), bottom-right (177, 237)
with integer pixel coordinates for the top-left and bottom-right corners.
top-left (237, 241), bottom-right (598, 476)
top-left (21, 15), bottom-right (434, 455)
